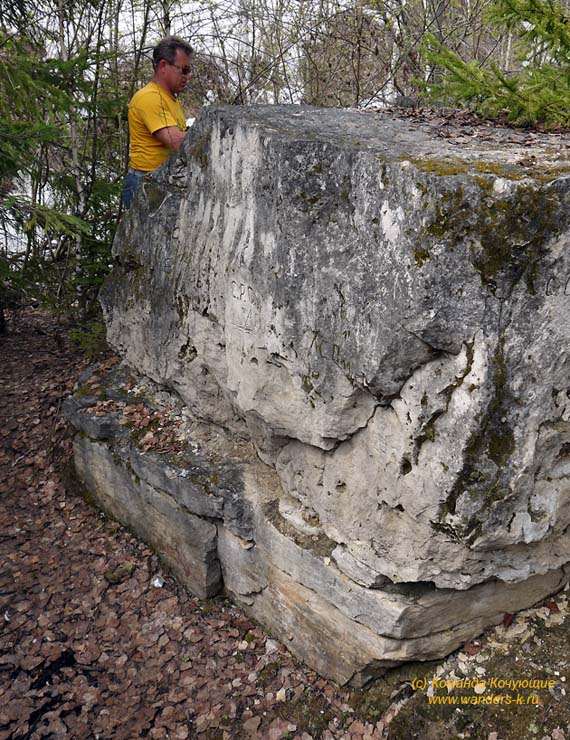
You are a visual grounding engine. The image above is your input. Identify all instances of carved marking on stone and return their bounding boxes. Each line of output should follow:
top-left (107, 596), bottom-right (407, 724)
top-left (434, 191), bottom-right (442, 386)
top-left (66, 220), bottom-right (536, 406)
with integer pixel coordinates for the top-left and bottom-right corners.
top-left (545, 275), bottom-right (570, 296)
top-left (230, 281), bottom-right (260, 333)
top-left (308, 330), bottom-right (349, 373)
top-left (141, 182), bottom-right (176, 216)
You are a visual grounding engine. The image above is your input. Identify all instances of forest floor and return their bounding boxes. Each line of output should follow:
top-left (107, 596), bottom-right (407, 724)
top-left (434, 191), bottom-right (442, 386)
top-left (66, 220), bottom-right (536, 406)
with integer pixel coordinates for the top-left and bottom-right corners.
top-left (1, 308), bottom-right (569, 740)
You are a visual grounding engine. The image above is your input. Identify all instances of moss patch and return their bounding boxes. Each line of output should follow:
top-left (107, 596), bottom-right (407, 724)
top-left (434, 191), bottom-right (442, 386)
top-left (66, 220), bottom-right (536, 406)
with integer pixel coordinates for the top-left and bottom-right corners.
top-left (433, 340), bottom-right (516, 542)
top-left (470, 183), bottom-right (559, 290)
top-left (413, 245), bottom-right (431, 267)
top-left (386, 618), bottom-right (570, 740)
top-left (349, 661), bottom-right (439, 722)
top-left (405, 157), bottom-right (470, 177)
top-left (409, 155), bottom-right (566, 299)
top-left (277, 686), bottom-right (338, 737)
top-left (189, 133), bottom-right (210, 169)
top-left (73, 384), bottom-right (106, 402)
top-left (407, 154), bottom-right (570, 183)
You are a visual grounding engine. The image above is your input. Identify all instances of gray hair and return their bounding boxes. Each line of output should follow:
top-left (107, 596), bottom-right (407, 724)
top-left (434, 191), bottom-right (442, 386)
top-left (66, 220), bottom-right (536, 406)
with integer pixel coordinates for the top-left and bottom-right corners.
top-left (152, 36), bottom-right (193, 68)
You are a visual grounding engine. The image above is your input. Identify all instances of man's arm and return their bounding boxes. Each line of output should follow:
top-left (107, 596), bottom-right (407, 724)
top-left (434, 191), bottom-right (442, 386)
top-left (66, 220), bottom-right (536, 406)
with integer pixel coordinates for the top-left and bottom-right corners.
top-left (153, 126), bottom-right (186, 152)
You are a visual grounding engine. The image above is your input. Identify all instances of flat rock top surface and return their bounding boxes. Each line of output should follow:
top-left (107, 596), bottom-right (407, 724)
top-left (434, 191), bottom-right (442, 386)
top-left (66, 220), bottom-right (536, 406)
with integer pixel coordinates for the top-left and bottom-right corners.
top-left (204, 104), bottom-right (570, 168)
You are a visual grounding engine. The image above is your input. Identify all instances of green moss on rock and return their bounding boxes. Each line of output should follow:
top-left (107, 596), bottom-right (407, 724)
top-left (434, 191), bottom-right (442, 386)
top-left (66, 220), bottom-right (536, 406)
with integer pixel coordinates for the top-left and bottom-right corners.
top-left (413, 245), bottom-right (431, 267)
top-left (433, 340), bottom-right (516, 542)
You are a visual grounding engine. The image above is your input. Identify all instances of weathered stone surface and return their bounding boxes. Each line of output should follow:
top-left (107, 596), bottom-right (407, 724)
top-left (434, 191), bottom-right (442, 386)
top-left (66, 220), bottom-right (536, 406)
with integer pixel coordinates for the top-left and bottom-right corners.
top-left (88, 105), bottom-right (570, 681)
top-left (67, 368), bottom-right (569, 685)
top-left (220, 474), bottom-right (569, 656)
top-left (64, 395), bottom-right (124, 440)
top-left (242, 564), bottom-right (569, 688)
top-left (73, 436), bottom-right (221, 598)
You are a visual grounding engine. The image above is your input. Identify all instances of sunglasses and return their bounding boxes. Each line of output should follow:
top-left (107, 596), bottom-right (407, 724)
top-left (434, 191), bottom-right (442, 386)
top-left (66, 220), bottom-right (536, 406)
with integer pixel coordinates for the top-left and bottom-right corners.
top-left (168, 62), bottom-right (191, 75)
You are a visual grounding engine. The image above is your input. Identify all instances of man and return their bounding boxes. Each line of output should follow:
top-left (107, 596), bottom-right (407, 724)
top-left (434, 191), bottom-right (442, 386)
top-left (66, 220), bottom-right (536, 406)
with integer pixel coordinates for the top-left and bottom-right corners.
top-left (122, 36), bottom-right (193, 208)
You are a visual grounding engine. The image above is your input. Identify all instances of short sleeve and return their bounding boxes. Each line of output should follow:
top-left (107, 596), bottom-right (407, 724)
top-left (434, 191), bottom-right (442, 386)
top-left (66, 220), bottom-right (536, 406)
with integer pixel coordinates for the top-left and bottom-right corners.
top-left (134, 90), bottom-right (178, 134)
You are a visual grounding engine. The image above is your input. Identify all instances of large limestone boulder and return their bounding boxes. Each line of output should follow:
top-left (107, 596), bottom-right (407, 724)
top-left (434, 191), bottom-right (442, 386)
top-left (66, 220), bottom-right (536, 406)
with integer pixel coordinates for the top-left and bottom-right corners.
top-left (88, 105), bottom-right (570, 683)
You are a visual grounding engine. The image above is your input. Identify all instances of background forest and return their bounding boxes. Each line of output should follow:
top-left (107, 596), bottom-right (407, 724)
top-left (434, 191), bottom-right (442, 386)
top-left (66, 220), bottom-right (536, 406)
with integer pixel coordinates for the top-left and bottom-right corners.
top-left (2, 0), bottom-right (570, 334)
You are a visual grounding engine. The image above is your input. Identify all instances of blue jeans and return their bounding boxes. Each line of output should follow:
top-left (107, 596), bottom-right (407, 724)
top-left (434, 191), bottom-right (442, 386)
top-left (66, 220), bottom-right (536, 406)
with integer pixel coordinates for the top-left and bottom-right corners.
top-left (122, 168), bottom-right (148, 209)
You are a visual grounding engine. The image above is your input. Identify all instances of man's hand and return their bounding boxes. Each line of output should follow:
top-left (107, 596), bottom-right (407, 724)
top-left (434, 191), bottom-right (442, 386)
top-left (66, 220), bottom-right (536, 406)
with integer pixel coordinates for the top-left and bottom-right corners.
top-left (153, 126), bottom-right (186, 152)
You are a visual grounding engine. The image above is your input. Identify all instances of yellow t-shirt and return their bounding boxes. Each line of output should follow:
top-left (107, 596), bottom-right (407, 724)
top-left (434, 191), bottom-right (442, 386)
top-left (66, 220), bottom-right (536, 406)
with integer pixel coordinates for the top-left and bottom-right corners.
top-left (128, 82), bottom-right (186, 171)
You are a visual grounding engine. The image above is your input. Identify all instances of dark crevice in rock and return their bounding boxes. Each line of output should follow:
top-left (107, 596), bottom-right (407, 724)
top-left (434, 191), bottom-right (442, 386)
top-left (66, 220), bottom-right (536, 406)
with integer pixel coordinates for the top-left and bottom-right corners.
top-left (433, 332), bottom-right (514, 543)
top-left (319, 400), bottom-right (381, 453)
top-left (412, 337), bottom-right (476, 464)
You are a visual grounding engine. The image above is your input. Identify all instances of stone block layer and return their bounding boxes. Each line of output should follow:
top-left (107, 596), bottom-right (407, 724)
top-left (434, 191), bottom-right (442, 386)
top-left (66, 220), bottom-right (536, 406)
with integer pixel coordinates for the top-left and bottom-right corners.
top-left (79, 105), bottom-right (570, 683)
top-left (66, 368), bottom-right (568, 686)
